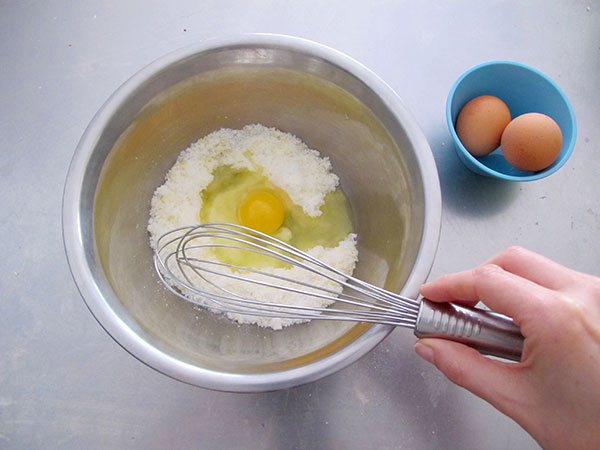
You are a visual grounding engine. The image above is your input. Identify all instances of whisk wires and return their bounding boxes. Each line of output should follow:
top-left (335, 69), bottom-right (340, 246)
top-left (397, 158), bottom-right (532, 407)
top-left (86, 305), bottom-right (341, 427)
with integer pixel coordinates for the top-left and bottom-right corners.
top-left (154, 223), bottom-right (420, 327)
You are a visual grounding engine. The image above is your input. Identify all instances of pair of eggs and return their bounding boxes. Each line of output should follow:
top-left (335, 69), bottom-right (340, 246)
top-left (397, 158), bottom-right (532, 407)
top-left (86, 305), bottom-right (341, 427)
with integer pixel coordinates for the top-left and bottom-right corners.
top-left (456, 95), bottom-right (563, 172)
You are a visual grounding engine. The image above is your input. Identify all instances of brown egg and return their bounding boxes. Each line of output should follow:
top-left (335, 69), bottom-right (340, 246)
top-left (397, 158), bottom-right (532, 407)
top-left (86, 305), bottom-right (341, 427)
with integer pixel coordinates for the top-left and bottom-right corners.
top-left (501, 113), bottom-right (563, 171)
top-left (455, 95), bottom-right (511, 156)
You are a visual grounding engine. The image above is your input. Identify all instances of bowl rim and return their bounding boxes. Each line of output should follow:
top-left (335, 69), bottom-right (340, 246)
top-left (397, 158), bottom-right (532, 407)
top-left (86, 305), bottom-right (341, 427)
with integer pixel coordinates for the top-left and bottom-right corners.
top-left (62, 33), bottom-right (442, 392)
top-left (446, 59), bottom-right (577, 181)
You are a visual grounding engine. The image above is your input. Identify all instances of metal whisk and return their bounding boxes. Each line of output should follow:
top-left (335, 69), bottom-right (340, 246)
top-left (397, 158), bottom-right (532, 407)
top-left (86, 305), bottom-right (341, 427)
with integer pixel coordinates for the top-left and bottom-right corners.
top-left (154, 223), bottom-right (524, 361)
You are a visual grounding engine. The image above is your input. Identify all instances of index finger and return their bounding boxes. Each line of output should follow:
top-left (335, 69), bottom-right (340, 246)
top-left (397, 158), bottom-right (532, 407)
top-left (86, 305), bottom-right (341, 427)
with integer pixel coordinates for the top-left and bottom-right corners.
top-left (485, 246), bottom-right (578, 291)
top-left (420, 263), bottom-right (550, 326)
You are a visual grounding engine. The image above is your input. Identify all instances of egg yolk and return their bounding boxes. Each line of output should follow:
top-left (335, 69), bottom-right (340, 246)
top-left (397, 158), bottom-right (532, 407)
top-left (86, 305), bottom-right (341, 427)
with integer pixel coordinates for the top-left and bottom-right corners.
top-left (238, 190), bottom-right (285, 234)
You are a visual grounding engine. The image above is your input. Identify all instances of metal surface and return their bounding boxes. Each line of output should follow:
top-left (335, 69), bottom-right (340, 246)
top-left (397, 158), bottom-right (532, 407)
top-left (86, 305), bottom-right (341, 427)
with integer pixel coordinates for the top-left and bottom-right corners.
top-left (1, 1), bottom-right (598, 449)
top-left (155, 223), bottom-right (523, 361)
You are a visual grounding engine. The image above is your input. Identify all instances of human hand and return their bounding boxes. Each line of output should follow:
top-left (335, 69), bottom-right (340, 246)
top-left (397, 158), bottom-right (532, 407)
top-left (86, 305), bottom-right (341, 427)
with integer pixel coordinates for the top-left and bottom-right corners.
top-left (414, 246), bottom-right (600, 450)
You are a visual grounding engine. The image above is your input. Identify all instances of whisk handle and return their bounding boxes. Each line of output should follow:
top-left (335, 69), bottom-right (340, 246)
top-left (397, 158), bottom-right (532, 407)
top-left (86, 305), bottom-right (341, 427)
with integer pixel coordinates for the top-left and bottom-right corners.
top-left (414, 299), bottom-right (524, 361)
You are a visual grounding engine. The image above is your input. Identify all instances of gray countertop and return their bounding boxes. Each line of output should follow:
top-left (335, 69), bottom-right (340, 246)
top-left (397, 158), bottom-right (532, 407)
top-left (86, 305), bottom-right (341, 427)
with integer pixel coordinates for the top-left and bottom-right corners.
top-left (1, 1), bottom-right (598, 449)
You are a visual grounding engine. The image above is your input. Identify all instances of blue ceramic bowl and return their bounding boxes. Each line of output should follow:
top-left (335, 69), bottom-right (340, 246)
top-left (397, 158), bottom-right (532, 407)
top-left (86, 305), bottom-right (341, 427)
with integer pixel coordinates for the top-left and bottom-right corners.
top-left (446, 60), bottom-right (576, 181)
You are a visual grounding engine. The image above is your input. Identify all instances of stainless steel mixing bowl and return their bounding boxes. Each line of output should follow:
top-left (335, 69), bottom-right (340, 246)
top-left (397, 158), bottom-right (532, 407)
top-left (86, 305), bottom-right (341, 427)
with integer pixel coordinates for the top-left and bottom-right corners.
top-left (63, 34), bottom-right (441, 392)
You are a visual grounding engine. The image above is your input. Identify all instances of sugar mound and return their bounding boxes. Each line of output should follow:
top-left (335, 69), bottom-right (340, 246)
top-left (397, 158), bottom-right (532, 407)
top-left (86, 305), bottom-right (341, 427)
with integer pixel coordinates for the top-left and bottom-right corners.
top-left (148, 124), bottom-right (358, 329)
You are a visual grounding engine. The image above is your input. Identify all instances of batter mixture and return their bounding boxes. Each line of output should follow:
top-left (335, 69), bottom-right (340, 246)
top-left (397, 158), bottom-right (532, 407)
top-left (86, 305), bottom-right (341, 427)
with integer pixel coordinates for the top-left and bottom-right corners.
top-left (148, 124), bottom-right (358, 329)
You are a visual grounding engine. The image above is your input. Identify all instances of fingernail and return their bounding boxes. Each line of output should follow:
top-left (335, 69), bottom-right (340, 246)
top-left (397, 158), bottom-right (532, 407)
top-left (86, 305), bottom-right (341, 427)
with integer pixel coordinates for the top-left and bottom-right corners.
top-left (414, 341), bottom-right (434, 364)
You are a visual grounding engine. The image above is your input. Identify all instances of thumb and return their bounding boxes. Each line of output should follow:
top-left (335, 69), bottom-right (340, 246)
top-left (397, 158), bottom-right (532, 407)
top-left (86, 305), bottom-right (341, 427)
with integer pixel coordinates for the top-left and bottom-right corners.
top-left (415, 338), bottom-right (527, 420)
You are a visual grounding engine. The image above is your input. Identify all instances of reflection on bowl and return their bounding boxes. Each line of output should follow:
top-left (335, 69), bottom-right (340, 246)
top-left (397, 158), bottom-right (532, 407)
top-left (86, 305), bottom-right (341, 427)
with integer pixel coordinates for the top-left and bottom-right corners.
top-left (447, 60), bottom-right (577, 181)
top-left (62, 35), bottom-right (441, 391)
